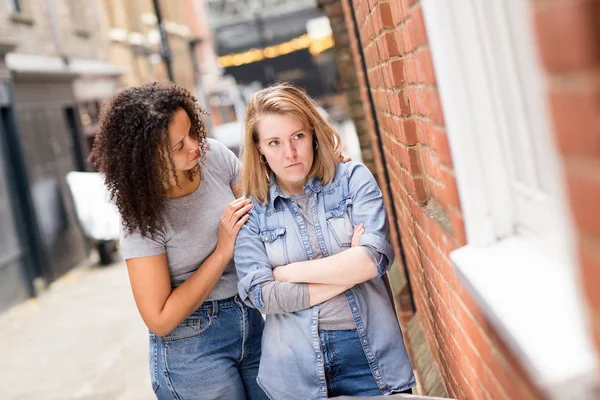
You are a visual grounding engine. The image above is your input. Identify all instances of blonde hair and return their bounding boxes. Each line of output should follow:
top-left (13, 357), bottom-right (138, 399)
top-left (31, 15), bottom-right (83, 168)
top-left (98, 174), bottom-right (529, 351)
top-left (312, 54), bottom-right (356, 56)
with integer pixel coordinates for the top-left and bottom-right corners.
top-left (241, 83), bottom-right (342, 204)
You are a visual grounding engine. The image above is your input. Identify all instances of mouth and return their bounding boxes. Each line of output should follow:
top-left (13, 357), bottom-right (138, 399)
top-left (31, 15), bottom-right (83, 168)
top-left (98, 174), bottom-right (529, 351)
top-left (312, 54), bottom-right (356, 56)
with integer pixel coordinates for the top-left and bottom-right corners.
top-left (192, 151), bottom-right (200, 161)
top-left (286, 162), bottom-right (302, 168)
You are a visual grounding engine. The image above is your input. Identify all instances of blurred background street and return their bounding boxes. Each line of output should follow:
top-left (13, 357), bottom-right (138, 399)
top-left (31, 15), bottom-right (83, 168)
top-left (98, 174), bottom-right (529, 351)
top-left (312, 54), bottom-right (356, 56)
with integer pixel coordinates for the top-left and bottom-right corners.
top-left (0, 255), bottom-right (153, 400)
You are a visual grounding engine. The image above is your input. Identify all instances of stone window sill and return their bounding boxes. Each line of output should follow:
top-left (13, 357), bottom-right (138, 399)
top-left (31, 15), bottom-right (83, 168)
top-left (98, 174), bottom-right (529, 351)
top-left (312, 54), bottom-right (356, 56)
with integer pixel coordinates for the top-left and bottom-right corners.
top-left (450, 236), bottom-right (599, 400)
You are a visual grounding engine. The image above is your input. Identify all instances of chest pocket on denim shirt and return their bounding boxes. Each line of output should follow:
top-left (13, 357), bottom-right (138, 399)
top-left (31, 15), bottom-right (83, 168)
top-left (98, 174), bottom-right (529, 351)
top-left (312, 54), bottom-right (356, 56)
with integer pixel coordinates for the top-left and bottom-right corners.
top-left (260, 227), bottom-right (288, 266)
top-left (325, 197), bottom-right (353, 248)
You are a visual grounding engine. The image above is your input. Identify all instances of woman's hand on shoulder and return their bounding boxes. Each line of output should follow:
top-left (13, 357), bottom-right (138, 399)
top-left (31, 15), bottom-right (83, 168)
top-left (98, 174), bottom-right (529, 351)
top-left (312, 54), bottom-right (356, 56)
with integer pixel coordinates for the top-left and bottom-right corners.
top-left (339, 154), bottom-right (352, 163)
top-left (215, 197), bottom-right (253, 262)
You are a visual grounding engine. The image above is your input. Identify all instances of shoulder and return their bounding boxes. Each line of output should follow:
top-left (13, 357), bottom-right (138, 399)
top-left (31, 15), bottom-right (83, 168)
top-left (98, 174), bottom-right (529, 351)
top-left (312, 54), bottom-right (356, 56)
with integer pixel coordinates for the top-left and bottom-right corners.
top-left (205, 138), bottom-right (234, 162)
top-left (203, 138), bottom-right (239, 175)
top-left (334, 161), bottom-right (374, 183)
top-left (248, 195), bottom-right (269, 215)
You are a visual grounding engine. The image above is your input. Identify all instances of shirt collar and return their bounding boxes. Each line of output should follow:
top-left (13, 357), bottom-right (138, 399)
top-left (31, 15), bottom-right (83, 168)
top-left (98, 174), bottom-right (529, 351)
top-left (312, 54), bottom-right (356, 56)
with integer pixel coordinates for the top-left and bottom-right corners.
top-left (267, 173), bottom-right (322, 211)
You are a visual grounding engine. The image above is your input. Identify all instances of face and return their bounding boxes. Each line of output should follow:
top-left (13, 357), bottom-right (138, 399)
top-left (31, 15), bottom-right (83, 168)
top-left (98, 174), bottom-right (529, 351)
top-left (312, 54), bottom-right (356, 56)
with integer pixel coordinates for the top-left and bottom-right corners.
top-left (256, 113), bottom-right (314, 194)
top-left (166, 107), bottom-right (200, 173)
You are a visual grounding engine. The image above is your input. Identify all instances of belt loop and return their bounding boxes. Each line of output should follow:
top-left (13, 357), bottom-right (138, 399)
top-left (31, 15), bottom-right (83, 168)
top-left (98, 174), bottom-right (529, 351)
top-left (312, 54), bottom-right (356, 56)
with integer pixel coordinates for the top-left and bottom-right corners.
top-left (212, 299), bottom-right (219, 318)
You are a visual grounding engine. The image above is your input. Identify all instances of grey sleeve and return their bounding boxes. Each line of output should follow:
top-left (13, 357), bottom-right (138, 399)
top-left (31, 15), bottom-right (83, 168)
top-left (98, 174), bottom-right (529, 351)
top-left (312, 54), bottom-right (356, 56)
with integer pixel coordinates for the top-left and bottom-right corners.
top-left (249, 281), bottom-right (310, 314)
top-left (119, 224), bottom-right (166, 260)
top-left (361, 246), bottom-right (387, 269)
top-left (207, 138), bottom-right (241, 185)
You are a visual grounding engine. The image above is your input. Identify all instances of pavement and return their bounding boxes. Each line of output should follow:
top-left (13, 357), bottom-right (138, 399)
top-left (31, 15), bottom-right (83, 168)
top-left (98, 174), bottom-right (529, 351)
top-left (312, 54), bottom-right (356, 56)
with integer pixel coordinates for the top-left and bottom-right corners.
top-left (0, 255), bottom-right (154, 400)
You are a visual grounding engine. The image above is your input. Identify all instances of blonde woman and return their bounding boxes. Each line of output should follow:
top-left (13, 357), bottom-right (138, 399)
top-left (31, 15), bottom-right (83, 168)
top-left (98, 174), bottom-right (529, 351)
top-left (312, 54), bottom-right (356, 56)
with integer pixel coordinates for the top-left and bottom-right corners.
top-left (234, 83), bottom-right (415, 399)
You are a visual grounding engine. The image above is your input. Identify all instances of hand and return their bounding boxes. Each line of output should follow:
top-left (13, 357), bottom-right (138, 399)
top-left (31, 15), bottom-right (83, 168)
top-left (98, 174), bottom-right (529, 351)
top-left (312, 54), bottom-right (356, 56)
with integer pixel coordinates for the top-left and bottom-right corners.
top-left (215, 197), bottom-right (253, 263)
top-left (338, 154), bottom-right (352, 163)
top-left (351, 223), bottom-right (364, 247)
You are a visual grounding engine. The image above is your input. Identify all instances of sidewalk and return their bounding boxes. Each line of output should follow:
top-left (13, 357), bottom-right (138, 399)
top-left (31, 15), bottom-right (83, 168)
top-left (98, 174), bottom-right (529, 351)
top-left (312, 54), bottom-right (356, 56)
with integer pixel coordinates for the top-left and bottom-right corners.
top-left (0, 256), bottom-right (154, 400)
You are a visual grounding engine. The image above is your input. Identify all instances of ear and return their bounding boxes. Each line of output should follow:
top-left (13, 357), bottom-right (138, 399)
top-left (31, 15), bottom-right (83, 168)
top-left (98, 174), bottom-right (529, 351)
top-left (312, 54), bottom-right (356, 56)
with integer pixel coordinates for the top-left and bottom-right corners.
top-left (255, 142), bottom-right (263, 156)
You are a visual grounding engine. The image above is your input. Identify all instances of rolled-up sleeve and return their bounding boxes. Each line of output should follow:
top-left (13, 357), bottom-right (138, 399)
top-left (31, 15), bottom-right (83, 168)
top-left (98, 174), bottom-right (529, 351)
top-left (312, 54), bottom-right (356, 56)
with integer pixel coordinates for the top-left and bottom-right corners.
top-left (348, 163), bottom-right (395, 276)
top-left (234, 207), bottom-right (277, 308)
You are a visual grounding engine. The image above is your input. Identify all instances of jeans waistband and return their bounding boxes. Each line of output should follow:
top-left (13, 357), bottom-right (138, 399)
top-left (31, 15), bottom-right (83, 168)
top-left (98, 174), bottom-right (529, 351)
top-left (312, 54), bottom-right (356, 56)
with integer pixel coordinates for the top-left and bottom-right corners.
top-left (189, 294), bottom-right (243, 318)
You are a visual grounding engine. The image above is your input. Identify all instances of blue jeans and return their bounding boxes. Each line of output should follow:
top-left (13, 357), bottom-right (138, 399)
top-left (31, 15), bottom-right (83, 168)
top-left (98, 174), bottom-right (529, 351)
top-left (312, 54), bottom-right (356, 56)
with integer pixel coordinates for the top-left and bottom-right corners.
top-left (149, 295), bottom-right (267, 400)
top-left (319, 330), bottom-right (413, 397)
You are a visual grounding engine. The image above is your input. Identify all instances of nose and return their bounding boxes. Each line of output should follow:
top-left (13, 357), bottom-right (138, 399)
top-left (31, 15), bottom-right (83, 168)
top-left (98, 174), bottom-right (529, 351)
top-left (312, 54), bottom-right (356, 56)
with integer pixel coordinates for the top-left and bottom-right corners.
top-left (186, 136), bottom-right (199, 152)
top-left (284, 142), bottom-right (297, 159)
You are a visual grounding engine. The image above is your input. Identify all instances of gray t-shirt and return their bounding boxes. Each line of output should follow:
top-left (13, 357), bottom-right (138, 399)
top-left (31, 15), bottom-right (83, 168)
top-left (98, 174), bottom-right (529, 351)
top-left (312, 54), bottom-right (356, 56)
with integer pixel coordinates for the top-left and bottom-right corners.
top-left (120, 139), bottom-right (240, 301)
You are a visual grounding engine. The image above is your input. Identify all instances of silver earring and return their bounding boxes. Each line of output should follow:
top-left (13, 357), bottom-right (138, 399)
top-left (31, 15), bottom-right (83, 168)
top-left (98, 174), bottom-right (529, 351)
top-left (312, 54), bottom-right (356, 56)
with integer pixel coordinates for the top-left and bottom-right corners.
top-left (259, 154), bottom-right (267, 164)
top-left (313, 140), bottom-right (319, 150)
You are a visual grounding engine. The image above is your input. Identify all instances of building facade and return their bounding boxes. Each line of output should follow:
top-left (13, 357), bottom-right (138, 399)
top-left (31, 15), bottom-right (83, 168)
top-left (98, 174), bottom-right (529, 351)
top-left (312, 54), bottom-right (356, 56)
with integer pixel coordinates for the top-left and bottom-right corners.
top-left (323, 0), bottom-right (600, 399)
top-left (0, 0), bottom-right (120, 311)
top-left (100, 0), bottom-right (197, 92)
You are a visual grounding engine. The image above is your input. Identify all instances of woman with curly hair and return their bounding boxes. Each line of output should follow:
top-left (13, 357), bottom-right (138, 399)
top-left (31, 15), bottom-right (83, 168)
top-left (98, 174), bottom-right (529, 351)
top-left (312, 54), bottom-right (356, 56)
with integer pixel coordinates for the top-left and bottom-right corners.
top-left (89, 82), bottom-right (267, 400)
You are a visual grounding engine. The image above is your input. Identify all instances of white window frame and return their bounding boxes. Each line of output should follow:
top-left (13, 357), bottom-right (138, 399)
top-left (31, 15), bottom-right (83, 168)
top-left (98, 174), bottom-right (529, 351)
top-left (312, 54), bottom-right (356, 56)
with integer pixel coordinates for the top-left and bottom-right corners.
top-left (421, 1), bottom-right (598, 398)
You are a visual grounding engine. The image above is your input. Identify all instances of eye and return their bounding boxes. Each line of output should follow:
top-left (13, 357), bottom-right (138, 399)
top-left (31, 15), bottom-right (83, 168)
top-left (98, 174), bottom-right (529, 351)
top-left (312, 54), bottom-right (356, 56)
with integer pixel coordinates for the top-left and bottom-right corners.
top-left (293, 133), bottom-right (305, 140)
top-left (268, 140), bottom-right (279, 146)
top-left (175, 142), bottom-right (185, 151)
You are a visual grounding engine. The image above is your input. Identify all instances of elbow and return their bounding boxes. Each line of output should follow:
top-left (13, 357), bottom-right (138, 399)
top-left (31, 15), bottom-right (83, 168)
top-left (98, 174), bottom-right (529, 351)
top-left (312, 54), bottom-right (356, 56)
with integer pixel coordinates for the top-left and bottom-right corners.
top-left (145, 318), bottom-right (175, 337)
top-left (148, 324), bottom-right (171, 337)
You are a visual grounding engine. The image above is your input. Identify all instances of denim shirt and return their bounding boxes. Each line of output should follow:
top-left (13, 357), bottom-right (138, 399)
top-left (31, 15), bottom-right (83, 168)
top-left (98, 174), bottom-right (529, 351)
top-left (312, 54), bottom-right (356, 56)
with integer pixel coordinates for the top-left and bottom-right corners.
top-left (234, 162), bottom-right (415, 399)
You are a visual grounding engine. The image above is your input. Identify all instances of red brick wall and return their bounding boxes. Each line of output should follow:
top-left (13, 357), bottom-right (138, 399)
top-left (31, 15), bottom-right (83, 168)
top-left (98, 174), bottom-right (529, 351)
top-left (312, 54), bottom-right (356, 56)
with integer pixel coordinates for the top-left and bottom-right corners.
top-left (340, 0), bottom-right (548, 398)
top-left (533, 0), bottom-right (600, 359)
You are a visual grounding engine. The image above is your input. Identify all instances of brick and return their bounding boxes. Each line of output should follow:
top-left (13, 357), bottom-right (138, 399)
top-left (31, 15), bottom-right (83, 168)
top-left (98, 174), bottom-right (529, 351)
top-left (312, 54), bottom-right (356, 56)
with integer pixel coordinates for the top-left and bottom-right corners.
top-left (382, 31), bottom-right (401, 57)
top-left (371, 9), bottom-right (382, 37)
top-left (399, 144), bottom-right (422, 175)
top-left (408, 4), bottom-right (428, 49)
top-left (440, 170), bottom-right (460, 211)
top-left (427, 89), bottom-right (446, 126)
top-left (534, 0), bottom-right (600, 72)
top-left (579, 235), bottom-right (600, 309)
top-left (430, 125), bottom-right (453, 167)
top-left (401, 168), bottom-right (428, 202)
top-left (377, 1), bottom-right (395, 29)
top-left (375, 35), bottom-right (388, 60)
top-left (448, 208), bottom-right (467, 246)
top-left (415, 47), bottom-right (437, 84)
top-left (403, 119), bottom-right (419, 145)
top-left (394, 90), bottom-right (412, 115)
top-left (565, 157), bottom-right (600, 237)
top-left (550, 86), bottom-right (600, 158)
top-left (389, 58), bottom-right (406, 87)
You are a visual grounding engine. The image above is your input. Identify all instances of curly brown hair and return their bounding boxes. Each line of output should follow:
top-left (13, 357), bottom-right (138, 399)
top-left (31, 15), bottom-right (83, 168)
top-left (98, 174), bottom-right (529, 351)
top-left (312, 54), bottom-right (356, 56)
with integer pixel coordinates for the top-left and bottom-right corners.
top-left (89, 82), bottom-right (209, 238)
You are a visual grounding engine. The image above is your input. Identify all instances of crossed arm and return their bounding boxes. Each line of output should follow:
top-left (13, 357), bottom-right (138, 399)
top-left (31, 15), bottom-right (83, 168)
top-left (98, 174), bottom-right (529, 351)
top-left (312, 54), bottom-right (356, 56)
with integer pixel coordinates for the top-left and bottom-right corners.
top-left (248, 224), bottom-right (371, 314)
top-left (235, 163), bottom-right (394, 315)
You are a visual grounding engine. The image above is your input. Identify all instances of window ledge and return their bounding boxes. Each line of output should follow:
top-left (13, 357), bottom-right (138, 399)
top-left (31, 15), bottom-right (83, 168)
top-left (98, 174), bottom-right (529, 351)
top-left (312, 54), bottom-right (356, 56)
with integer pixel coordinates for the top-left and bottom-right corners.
top-left (450, 237), bottom-right (599, 400)
top-left (9, 12), bottom-right (34, 25)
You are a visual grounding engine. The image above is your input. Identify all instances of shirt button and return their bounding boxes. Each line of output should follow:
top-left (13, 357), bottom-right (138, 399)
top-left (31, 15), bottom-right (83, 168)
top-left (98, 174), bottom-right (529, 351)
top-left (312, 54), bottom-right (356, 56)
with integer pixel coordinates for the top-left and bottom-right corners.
top-left (363, 339), bottom-right (368, 344)
top-left (375, 371), bottom-right (381, 376)
top-left (317, 354), bottom-right (321, 359)
top-left (352, 306), bottom-right (358, 311)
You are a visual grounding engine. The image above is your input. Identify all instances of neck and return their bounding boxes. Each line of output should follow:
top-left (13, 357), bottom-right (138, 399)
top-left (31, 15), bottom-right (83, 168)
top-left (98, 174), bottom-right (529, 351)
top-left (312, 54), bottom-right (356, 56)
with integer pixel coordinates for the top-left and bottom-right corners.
top-left (276, 177), bottom-right (305, 195)
top-left (165, 169), bottom-right (200, 199)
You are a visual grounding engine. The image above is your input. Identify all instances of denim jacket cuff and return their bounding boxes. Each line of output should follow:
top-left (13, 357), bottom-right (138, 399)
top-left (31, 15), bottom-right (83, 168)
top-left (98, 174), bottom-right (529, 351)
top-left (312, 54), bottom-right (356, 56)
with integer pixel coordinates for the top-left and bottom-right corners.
top-left (252, 285), bottom-right (265, 308)
top-left (376, 253), bottom-right (389, 277)
top-left (360, 233), bottom-right (395, 276)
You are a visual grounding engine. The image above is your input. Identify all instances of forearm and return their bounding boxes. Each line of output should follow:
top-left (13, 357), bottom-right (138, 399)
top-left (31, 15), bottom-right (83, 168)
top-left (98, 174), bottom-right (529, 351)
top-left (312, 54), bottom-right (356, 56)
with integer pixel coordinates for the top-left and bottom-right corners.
top-left (308, 283), bottom-right (353, 306)
top-left (151, 250), bottom-right (228, 335)
top-left (251, 281), bottom-right (352, 314)
top-left (278, 247), bottom-right (377, 285)
top-left (250, 281), bottom-right (310, 314)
